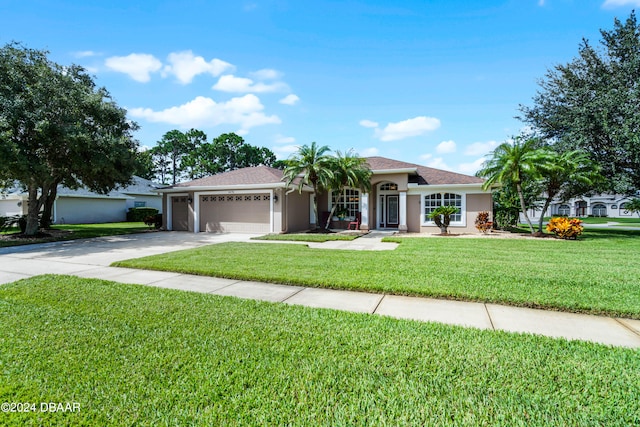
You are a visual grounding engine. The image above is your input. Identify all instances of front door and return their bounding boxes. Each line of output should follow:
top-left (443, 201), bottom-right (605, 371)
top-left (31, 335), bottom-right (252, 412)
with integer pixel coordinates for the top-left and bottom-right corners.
top-left (379, 194), bottom-right (399, 228)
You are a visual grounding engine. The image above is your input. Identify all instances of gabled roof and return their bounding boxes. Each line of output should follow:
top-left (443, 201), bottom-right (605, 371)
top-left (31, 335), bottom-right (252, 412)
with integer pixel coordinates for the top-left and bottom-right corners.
top-left (169, 166), bottom-right (286, 188)
top-left (365, 156), bottom-right (484, 185)
top-left (158, 158), bottom-right (483, 191)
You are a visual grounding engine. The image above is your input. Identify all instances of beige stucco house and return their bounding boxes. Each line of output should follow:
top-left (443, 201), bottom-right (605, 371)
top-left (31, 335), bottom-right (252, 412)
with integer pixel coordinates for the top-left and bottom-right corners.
top-left (158, 156), bottom-right (492, 234)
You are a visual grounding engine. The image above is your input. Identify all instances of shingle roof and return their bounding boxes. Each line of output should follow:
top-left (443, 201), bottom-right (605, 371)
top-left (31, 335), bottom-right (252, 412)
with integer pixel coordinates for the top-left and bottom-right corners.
top-left (366, 156), bottom-right (484, 185)
top-left (171, 166), bottom-right (285, 187)
top-left (163, 158), bottom-right (483, 189)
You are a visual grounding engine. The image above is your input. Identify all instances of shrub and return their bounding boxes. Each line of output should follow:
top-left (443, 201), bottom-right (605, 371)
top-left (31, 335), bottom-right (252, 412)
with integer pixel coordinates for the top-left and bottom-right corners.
top-left (127, 207), bottom-right (159, 222)
top-left (475, 211), bottom-right (493, 233)
top-left (0, 215), bottom-right (26, 233)
top-left (546, 216), bottom-right (584, 239)
top-left (429, 206), bottom-right (459, 234)
top-left (144, 214), bottom-right (163, 229)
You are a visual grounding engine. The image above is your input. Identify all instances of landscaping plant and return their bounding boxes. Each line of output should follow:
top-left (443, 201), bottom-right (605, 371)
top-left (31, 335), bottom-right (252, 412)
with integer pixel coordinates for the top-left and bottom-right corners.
top-left (429, 205), bottom-right (459, 234)
top-left (546, 216), bottom-right (583, 239)
top-left (474, 211), bottom-right (493, 233)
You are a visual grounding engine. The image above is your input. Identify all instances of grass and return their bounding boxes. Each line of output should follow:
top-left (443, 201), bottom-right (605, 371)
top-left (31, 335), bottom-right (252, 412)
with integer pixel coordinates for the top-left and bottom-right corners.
top-left (1, 275), bottom-right (639, 426)
top-left (114, 228), bottom-right (640, 318)
top-left (577, 216), bottom-right (640, 224)
top-left (0, 222), bottom-right (152, 247)
top-left (251, 233), bottom-right (361, 242)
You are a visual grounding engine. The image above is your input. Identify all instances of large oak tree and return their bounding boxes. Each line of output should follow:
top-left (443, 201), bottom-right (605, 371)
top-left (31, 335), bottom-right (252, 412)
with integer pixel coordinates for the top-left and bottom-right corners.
top-left (519, 12), bottom-right (640, 193)
top-left (0, 43), bottom-right (139, 234)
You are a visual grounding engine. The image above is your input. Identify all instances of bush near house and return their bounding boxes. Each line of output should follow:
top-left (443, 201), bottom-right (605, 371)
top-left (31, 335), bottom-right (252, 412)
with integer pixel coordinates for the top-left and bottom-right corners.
top-left (475, 211), bottom-right (493, 233)
top-left (126, 207), bottom-right (159, 222)
top-left (546, 216), bottom-right (584, 239)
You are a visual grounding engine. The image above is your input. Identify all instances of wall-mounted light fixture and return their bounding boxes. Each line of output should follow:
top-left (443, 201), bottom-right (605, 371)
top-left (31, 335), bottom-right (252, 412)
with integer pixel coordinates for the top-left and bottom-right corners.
top-left (273, 194), bottom-right (279, 203)
top-left (188, 197), bottom-right (193, 204)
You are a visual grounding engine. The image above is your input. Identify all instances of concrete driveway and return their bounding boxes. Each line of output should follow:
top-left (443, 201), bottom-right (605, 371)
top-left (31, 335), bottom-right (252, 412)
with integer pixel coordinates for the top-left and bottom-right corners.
top-left (1, 231), bottom-right (640, 348)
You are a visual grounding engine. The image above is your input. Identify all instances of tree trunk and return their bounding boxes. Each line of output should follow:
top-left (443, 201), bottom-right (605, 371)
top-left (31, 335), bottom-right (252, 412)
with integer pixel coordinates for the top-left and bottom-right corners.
top-left (40, 184), bottom-right (58, 229)
top-left (537, 196), bottom-right (552, 233)
top-left (25, 182), bottom-right (42, 236)
top-left (324, 191), bottom-right (344, 230)
top-left (516, 182), bottom-right (535, 234)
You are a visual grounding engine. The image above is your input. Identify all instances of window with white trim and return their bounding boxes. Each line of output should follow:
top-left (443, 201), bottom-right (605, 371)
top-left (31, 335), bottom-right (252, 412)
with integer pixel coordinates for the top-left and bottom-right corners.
top-left (331, 188), bottom-right (360, 218)
top-left (558, 204), bottom-right (570, 216)
top-left (424, 193), bottom-right (462, 223)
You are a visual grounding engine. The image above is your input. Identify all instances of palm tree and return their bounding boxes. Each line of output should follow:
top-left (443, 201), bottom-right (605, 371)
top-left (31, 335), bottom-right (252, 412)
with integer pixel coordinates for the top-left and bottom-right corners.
top-left (324, 150), bottom-right (372, 230)
top-left (282, 142), bottom-right (333, 231)
top-left (477, 136), bottom-right (552, 234)
top-left (429, 205), bottom-right (460, 234)
top-left (535, 150), bottom-right (601, 232)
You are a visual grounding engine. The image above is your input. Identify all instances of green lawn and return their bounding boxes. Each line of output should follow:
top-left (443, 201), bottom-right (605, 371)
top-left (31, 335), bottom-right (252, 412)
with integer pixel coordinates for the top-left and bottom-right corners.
top-left (1, 275), bottom-right (638, 426)
top-left (251, 233), bottom-right (361, 242)
top-left (0, 222), bottom-right (152, 247)
top-left (114, 228), bottom-right (640, 318)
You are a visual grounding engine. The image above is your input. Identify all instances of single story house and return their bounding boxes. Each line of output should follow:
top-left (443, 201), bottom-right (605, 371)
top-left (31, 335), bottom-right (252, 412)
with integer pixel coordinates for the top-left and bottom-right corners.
top-left (0, 176), bottom-right (163, 224)
top-left (157, 156), bottom-right (492, 234)
top-left (522, 191), bottom-right (640, 220)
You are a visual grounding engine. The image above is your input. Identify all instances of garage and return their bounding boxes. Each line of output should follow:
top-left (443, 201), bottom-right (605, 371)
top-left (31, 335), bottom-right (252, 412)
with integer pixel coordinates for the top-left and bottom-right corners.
top-left (171, 196), bottom-right (189, 231)
top-left (199, 193), bottom-right (270, 233)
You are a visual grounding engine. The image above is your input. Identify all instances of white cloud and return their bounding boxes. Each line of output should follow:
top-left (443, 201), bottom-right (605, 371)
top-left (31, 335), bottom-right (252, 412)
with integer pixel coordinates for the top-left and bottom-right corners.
top-left (251, 68), bottom-right (281, 80)
top-left (105, 53), bottom-right (162, 82)
top-left (359, 119), bottom-right (379, 128)
top-left (418, 153), bottom-right (453, 171)
top-left (374, 116), bottom-right (441, 141)
top-left (360, 147), bottom-right (380, 157)
top-left (279, 94), bottom-right (300, 105)
top-left (74, 50), bottom-right (99, 58)
top-left (213, 74), bottom-right (289, 93)
top-left (602, 0), bottom-right (640, 8)
top-left (464, 140), bottom-right (499, 156)
top-left (275, 134), bottom-right (296, 144)
top-left (163, 50), bottom-right (234, 84)
top-left (456, 157), bottom-right (487, 175)
top-left (436, 140), bottom-right (457, 154)
top-left (128, 94), bottom-right (281, 133)
top-left (273, 144), bottom-right (299, 159)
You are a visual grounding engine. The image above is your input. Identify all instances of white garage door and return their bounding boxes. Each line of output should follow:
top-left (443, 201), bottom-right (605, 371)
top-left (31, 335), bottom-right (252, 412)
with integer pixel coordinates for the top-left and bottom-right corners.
top-left (172, 196), bottom-right (189, 231)
top-left (199, 194), bottom-right (270, 233)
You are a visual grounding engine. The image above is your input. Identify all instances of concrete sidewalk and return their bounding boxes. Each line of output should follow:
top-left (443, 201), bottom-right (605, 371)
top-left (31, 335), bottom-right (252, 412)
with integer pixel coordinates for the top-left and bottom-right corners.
top-left (1, 231), bottom-right (639, 348)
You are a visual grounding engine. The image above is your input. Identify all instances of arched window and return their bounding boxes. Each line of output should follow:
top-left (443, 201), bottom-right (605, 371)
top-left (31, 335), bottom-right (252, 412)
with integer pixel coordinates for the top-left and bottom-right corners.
top-left (424, 193), bottom-right (462, 223)
top-left (558, 204), bottom-right (570, 216)
top-left (592, 203), bottom-right (607, 217)
top-left (379, 183), bottom-right (398, 191)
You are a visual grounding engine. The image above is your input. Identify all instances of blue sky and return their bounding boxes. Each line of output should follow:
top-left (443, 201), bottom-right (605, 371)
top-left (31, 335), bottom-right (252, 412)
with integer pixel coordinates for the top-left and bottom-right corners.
top-left (1, 0), bottom-right (639, 175)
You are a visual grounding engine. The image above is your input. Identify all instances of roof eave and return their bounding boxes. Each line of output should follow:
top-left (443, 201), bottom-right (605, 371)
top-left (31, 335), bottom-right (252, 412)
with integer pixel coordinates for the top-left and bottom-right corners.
top-left (408, 182), bottom-right (489, 192)
top-left (157, 182), bottom-right (288, 193)
top-left (371, 168), bottom-right (418, 175)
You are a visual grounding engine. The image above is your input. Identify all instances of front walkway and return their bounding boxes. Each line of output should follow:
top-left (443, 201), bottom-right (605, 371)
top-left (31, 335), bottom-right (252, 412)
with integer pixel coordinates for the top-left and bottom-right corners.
top-left (1, 231), bottom-right (639, 348)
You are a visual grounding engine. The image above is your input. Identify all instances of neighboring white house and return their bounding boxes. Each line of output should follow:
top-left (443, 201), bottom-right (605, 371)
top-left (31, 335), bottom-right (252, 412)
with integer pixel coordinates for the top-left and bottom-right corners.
top-left (0, 176), bottom-right (162, 224)
top-left (522, 192), bottom-right (640, 221)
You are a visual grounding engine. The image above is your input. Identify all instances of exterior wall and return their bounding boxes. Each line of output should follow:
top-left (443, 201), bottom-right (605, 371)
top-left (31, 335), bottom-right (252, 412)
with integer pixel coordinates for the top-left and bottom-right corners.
top-left (406, 195), bottom-right (421, 232)
top-left (370, 173), bottom-right (409, 191)
top-left (416, 192), bottom-right (492, 234)
top-left (0, 199), bottom-right (25, 217)
top-left (55, 197), bottom-right (127, 224)
top-left (285, 190), bottom-right (311, 232)
top-left (125, 195), bottom-right (163, 213)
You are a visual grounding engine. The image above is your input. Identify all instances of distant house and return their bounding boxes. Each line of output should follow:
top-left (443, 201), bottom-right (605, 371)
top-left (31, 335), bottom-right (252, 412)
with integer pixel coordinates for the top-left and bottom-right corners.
top-left (0, 176), bottom-right (162, 224)
top-left (156, 156), bottom-right (493, 234)
top-left (522, 192), bottom-right (640, 221)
